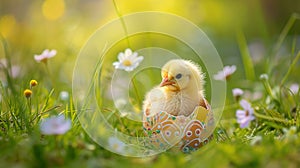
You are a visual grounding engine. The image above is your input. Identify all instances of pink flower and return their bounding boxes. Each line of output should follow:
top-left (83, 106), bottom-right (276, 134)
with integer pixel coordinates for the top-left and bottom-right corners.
top-left (34, 49), bottom-right (57, 63)
top-left (236, 99), bottom-right (255, 128)
top-left (232, 88), bottom-right (244, 98)
top-left (40, 115), bottom-right (71, 135)
top-left (213, 65), bottom-right (236, 81)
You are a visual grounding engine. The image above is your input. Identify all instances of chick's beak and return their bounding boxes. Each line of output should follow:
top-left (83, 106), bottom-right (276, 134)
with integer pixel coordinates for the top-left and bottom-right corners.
top-left (160, 77), bottom-right (175, 87)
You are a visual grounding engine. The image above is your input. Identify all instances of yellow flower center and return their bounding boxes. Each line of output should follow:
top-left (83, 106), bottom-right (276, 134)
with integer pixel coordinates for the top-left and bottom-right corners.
top-left (123, 60), bottom-right (132, 66)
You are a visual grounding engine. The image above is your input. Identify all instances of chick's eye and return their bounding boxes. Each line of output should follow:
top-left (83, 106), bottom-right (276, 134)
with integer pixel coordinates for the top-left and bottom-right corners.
top-left (175, 73), bottom-right (182, 79)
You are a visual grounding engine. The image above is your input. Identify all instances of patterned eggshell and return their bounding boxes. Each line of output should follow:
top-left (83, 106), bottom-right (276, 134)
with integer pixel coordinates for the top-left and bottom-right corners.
top-left (143, 99), bottom-right (214, 153)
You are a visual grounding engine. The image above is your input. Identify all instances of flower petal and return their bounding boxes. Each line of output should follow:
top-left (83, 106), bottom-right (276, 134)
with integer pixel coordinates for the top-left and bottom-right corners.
top-left (124, 48), bottom-right (132, 57)
top-left (236, 110), bottom-right (246, 117)
top-left (230, 65), bottom-right (236, 73)
top-left (40, 115), bottom-right (71, 135)
top-left (34, 55), bottom-right (44, 62)
top-left (133, 56), bottom-right (144, 63)
top-left (48, 49), bottom-right (57, 57)
top-left (130, 51), bottom-right (138, 59)
top-left (42, 49), bottom-right (50, 55)
top-left (213, 72), bottom-right (225, 81)
top-left (232, 88), bottom-right (244, 97)
top-left (118, 52), bottom-right (125, 61)
top-left (239, 120), bottom-right (250, 128)
top-left (240, 99), bottom-right (251, 110)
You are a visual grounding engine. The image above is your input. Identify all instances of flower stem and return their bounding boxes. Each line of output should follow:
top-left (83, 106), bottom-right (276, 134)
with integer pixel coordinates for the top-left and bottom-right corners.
top-left (273, 13), bottom-right (300, 56)
top-left (112, 0), bottom-right (131, 48)
top-left (44, 63), bottom-right (55, 88)
top-left (254, 111), bottom-right (294, 125)
top-left (260, 74), bottom-right (276, 100)
top-left (237, 30), bottom-right (255, 81)
top-left (55, 135), bottom-right (63, 158)
top-left (25, 98), bottom-right (32, 132)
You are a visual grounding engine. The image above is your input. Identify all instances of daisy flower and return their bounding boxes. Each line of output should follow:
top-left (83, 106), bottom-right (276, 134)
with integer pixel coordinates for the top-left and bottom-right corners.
top-left (108, 136), bottom-right (126, 153)
top-left (40, 115), bottom-right (71, 135)
top-left (34, 49), bottom-right (57, 63)
top-left (232, 88), bottom-right (244, 100)
top-left (236, 99), bottom-right (255, 128)
top-left (113, 48), bottom-right (143, 72)
top-left (213, 65), bottom-right (236, 81)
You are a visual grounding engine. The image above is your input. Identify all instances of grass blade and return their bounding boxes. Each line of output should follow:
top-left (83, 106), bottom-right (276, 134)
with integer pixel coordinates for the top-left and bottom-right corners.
top-left (281, 51), bottom-right (300, 85)
top-left (237, 31), bottom-right (256, 81)
top-left (273, 13), bottom-right (300, 56)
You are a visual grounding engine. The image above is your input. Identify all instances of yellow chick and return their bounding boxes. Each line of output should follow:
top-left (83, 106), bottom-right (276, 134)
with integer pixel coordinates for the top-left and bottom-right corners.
top-left (143, 59), bottom-right (205, 117)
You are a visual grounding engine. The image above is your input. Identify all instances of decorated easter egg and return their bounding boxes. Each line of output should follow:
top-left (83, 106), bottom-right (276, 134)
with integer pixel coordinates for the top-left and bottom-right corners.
top-left (143, 99), bottom-right (214, 153)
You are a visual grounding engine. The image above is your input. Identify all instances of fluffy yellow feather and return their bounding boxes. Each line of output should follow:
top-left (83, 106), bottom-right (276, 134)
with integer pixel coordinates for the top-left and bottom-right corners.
top-left (143, 59), bottom-right (205, 116)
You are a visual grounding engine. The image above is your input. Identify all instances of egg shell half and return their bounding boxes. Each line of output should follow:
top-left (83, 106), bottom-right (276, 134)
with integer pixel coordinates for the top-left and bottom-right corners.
top-left (143, 99), bottom-right (214, 153)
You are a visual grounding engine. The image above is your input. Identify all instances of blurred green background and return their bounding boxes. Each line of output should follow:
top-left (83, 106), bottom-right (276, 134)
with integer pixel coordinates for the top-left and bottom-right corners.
top-left (1, 0), bottom-right (299, 80)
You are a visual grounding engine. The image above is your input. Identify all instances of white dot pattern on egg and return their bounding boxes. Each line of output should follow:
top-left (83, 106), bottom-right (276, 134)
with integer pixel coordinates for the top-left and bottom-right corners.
top-left (143, 99), bottom-right (214, 153)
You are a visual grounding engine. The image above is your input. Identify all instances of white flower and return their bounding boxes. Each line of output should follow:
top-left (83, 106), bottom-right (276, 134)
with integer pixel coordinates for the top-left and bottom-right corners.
top-left (59, 91), bottom-right (69, 101)
top-left (34, 49), bottom-right (57, 63)
top-left (290, 83), bottom-right (299, 94)
top-left (232, 88), bottom-right (244, 98)
top-left (108, 137), bottom-right (126, 153)
top-left (236, 99), bottom-right (255, 128)
top-left (213, 65), bottom-right (236, 81)
top-left (113, 48), bottom-right (143, 72)
top-left (40, 115), bottom-right (71, 135)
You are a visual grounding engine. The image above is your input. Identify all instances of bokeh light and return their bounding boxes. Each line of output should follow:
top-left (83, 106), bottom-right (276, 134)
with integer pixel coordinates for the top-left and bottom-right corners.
top-left (42, 0), bottom-right (65, 21)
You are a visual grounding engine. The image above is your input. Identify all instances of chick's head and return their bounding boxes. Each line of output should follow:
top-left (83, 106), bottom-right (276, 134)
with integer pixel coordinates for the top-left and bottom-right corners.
top-left (160, 59), bottom-right (204, 92)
